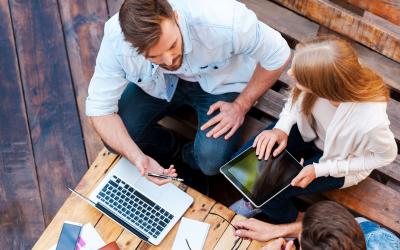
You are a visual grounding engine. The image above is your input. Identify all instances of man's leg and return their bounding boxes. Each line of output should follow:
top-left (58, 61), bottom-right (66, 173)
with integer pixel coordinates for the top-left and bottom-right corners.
top-left (107, 83), bottom-right (182, 165)
top-left (181, 82), bottom-right (242, 176)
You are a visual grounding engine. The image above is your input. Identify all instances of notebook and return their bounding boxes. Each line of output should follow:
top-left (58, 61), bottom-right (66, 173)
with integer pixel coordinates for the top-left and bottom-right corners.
top-left (172, 217), bottom-right (210, 250)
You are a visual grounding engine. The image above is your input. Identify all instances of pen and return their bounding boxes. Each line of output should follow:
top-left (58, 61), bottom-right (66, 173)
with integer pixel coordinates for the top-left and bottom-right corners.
top-left (147, 172), bottom-right (184, 182)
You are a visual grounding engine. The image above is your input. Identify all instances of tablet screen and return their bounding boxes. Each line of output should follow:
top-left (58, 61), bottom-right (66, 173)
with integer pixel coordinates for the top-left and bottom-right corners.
top-left (221, 147), bottom-right (302, 207)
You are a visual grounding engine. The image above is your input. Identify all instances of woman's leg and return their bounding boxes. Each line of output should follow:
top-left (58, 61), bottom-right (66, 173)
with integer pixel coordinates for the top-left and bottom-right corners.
top-left (261, 175), bottom-right (344, 224)
top-left (230, 124), bottom-right (321, 217)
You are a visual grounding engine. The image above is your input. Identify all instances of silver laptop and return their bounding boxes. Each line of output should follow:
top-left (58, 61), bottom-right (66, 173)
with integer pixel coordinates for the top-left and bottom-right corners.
top-left (71, 157), bottom-right (193, 245)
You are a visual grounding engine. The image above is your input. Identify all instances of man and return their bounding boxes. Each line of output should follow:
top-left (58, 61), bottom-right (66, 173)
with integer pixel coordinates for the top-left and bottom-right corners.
top-left (86, 0), bottom-right (290, 184)
top-left (233, 201), bottom-right (400, 250)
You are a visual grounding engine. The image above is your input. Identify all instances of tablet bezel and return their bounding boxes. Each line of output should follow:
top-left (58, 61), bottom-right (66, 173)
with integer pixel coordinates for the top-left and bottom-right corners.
top-left (220, 146), bottom-right (303, 208)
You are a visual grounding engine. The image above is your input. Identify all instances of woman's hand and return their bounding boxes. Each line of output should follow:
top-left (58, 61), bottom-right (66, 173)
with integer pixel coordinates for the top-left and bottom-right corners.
top-left (253, 128), bottom-right (288, 160)
top-left (291, 164), bottom-right (316, 188)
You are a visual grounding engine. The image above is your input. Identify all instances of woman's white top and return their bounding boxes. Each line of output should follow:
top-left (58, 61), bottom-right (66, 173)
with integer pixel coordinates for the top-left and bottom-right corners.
top-left (274, 94), bottom-right (397, 188)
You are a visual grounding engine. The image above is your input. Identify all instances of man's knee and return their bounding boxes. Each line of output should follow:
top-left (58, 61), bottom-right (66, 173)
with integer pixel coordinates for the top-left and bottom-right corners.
top-left (194, 140), bottom-right (234, 176)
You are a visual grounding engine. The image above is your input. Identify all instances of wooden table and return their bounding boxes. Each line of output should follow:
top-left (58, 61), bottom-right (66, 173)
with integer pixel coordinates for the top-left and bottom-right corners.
top-left (33, 149), bottom-right (266, 250)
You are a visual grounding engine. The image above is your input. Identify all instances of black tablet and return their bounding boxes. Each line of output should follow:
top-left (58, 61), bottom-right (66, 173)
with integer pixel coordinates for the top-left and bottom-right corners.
top-left (220, 146), bottom-right (303, 208)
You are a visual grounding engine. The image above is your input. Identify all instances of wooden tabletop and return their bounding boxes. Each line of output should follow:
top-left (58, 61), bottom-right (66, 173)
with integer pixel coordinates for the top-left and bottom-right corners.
top-left (33, 149), bottom-right (265, 250)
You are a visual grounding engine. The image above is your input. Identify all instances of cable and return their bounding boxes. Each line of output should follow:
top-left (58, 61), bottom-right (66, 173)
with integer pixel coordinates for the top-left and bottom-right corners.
top-left (209, 212), bottom-right (244, 250)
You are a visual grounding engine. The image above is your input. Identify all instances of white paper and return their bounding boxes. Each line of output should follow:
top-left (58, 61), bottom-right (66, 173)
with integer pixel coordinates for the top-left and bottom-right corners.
top-left (75, 223), bottom-right (105, 250)
top-left (172, 217), bottom-right (210, 250)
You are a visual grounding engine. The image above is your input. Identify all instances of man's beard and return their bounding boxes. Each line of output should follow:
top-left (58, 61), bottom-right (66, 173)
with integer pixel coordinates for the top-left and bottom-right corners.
top-left (160, 54), bottom-right (183, 71)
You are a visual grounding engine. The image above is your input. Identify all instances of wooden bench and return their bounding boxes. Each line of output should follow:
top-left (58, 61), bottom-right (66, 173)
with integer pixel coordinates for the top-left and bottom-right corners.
top-left (159, 0), bottom-right (400, 235)
top-left (32, 148), bottom-right (266, 250)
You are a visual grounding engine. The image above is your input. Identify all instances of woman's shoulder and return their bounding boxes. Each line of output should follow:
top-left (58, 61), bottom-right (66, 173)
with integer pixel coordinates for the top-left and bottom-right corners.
top-left (349, 102), bottom-right (389, 129)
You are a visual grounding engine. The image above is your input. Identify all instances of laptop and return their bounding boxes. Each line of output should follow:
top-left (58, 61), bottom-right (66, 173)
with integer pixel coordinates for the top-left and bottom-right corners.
top-left (70, 157), bottom-right (193, 245)
top-left (220, 146), bottom-right (303, 208)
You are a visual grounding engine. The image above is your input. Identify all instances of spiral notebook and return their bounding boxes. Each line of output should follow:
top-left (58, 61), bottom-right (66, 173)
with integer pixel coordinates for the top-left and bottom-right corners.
top-left (172, 217), bottom-right (210, 250)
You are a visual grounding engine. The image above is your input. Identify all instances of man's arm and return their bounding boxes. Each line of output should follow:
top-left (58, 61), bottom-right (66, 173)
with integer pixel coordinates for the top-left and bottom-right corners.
top-left (86, 23), bottom-right (175, 185)
top-left (201, 2), bottom-right (291, 139)
top-left (89, 114), bottom-right (176, 185)
top-left (233, 218), bottom-right (301, 242)
top-left (89, 114), bottom-right (143, 170)
top-left (201, 61), bottom-right (288, 139)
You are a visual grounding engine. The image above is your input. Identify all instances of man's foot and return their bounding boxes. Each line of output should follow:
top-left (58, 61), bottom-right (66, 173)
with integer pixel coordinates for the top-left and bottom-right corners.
top-left (230, 198), bottom-right (262, 218)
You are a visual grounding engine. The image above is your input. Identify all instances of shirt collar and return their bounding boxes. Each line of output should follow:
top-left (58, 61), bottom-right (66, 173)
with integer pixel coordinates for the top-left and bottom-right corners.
top-left (176, 10), bottom-right (192, 55)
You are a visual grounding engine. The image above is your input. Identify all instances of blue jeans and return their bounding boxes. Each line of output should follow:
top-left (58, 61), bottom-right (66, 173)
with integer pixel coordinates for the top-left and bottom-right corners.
top-left (113, 79), bottom-right (241, 176)
top-left (234, 123), bottom-right (345, 224)
top-left (357, 218), bottom-right (400, 250)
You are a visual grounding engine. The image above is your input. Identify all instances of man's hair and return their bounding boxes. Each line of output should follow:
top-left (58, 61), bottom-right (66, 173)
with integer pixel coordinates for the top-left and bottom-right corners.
top-left (119, 0), bottom-right (175, 54)
top-left (301, 201), bottom-right (366, 250)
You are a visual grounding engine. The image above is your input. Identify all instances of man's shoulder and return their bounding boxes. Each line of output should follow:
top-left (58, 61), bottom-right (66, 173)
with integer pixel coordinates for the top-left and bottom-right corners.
top-left (172, 0), bottom-right (238, 28)
top-left (104, 13), bottom-right (122, 38)
top-left (103, 13), bottom-right (140, 57)
top-left (173, 0), bottom-right (239, 49)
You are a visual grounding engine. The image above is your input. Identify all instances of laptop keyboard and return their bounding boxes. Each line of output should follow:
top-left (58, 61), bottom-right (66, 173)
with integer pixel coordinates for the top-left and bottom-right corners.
top-left (97, 175), bottom-right (174, 238)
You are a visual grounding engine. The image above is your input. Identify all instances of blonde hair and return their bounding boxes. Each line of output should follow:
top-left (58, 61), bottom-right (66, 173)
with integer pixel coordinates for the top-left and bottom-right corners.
top-left (291, 37), bottom-right (389, 116)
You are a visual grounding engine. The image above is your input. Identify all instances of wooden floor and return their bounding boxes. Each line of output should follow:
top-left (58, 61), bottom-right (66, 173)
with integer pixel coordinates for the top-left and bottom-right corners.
top-left (0, 0), bottom-right (124, 248)
top-left (1, 0), bottom-right (400, 249)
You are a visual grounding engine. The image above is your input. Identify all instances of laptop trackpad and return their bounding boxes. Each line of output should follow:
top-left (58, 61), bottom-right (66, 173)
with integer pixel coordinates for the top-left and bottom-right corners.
top-left (134, 177), bottom-right (164, 200)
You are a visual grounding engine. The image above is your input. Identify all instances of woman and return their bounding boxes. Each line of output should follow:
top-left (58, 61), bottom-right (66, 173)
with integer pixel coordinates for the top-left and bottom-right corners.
top-left (230, 37), bottom-right (397, 224)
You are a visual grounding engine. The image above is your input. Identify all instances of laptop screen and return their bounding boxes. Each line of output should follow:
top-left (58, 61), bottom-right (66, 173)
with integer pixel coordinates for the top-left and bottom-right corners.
top-left (221, 147), bottom-right (303, 207)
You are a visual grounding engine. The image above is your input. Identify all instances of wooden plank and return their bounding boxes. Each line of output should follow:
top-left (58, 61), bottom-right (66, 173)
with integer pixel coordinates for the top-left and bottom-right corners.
top-left (106, 0), bottom-right (124, 17)
top-left (9, 0), bottom-right (88, 224)
top-left (324, 177), bottom-right (400, 234)
top-left (317, 26), bottom-right (400, 93)
top-left (346, 0), bottom-right (400, 25)
top-left (0, 1), bottom-right (45, 249)
top-left (379, 155), bottom-right (400, 182)
top-left (203, 203), bottom-right (236, 249)
top-left (388, 99), bottom-right (400, 143)
top-left (94, 215), bottom-right (124, 244)
top-left (247, 239), bottom-right (267, 250)
top-left (242, 0), bottom-right (319, 42)
top-left (255, 90), bottom-right (286, 119)
top-left (213, 215), bottom-right (251, 250)
top-left (363, 11), bottom-right (400, 35)
top-left (32, 149), bottom-right (119, 250)
top-left (58, 0), bottom-right (109, 163)
top-left (136, 187), bottom-right (216, 249)
top-left (246, 0), bottom-right (400, 93)
top-left (386, 180), bottom-right (400, 193)
top-left (329, 0), bottom-right (364, 15)
top-left (116, 230), bottom-right (142, 250)
top-left (273, 0), bottom-right (400, 62)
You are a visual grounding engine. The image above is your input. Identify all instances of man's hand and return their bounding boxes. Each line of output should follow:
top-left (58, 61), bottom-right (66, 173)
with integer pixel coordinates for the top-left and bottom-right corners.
top-left (134, 154), bottom-right (177, 185)
top-left (291, 164), bottom-right (316, 188)
top-left (253, 128), bottom-right (288, 160)
top-left (233, 218), bottom-right (284, 242)
top-left (200, 101), bottom-right (246, 140)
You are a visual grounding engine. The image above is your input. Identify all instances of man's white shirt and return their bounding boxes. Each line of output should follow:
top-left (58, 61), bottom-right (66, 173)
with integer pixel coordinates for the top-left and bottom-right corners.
top-left (86, 0), bottom-right (290, 116)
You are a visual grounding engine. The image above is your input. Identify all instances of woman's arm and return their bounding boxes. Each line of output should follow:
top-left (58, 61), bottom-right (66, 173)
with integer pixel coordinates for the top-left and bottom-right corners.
top-left (314, 126), bottom-right (397, 178)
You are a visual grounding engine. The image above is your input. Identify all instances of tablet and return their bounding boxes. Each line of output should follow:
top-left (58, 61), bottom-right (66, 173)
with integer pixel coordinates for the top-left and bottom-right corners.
top-left (220, 146), bottom-right (303, 208)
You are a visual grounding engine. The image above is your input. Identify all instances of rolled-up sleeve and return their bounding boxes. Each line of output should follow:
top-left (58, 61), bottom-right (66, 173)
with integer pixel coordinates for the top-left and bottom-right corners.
top-left (85, 34), bottom-right (129, 117)
top-left (232, 2), bottom-right (290, 71)
top-left (314, 126), bottom-right (398, 178)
